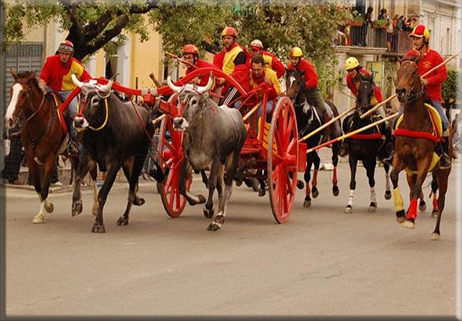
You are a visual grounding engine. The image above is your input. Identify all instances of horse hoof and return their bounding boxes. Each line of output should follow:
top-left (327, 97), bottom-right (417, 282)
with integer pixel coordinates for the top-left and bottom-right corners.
top-left (235, 180), bottom-right (243, 187)
top-left (303, 199), bottom-right (311, 208)
top-left (332, 186), bottom-right (339, 197)
top-left (368, 202), bottom-right (377, 212)
top-left (206, 222), bottom-right (221, 231)
top-left (45, 201), bottom-right (54, 213)
top-left (203, 207), bottom-right (214, 219)
top-left (296, 180), bottom-right (304, 190)
top-left (32, 213), bottom-right (45, 224)
top-left (72, 201), bottom-right (83, 217)
top-left (312, 188), bottom-right (319, 198)
top-left (344, 205), bottom-right (353, 214)
top-left (419, 200), bottom-right (427, 212)
top-left (258, 189), bottom-right (266, 197)
top-left (116, 217), bottom-right (129, 226)
top-left (92, 223), bottom-right (106, 233)
top-left (384, 190), bottom-right (392, 200)
top-left (395, 210), bottom-right (406, 223)
top-left (133, 197), bottom-right (145, 206)
top-left (431, 209), bottom-right (439, 218)
top-left (431, 232), bottom-right (441, 241)
top-left (401, 220), bottom-right (415, 229)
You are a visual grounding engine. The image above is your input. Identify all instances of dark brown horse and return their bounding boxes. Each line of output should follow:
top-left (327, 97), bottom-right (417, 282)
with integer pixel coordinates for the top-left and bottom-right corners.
top-left (391, 59), bottom-right (452, 240)
top-left (4, 70), bottom-right (76, 223)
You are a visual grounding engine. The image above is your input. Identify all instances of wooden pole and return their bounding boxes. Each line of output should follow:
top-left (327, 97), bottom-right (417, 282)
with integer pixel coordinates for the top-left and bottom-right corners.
top-left (306, 112), bottom-right (398, 154)
top-left (149, 73), bottom-right (161, 87)
top-left (152, 114), bottom-right (166, 124)
top-left (165, 51), bottom-right (198, 69)
top-left (298, 105), bottom-right (356, 143)
top-left (242, 102), bottom-right (262, 121)
top-left (359, 94), bottom-right (396, 119)
top-left (360, 49), bottom-right (461, 120)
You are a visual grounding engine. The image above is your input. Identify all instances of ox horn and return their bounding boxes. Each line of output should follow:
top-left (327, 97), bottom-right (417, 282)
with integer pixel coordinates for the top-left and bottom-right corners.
top-left (167, 76), bottom-right (182, 93)
top-left (71, 73), bottom-right (85, 88)
top-left (98, 78), bottom-right (113, 96)
top-left (197, 73), bottom-right (214, 94)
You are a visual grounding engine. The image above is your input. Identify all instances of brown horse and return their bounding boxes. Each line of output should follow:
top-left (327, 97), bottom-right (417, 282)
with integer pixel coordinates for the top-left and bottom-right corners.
top-left (5, 70), bottom-right (77, 223)
top-left (391, 59), bottom-right (452, 240)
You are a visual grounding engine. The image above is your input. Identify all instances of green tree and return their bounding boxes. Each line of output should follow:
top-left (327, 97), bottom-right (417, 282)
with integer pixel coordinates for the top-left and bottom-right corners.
top-left (3, 0), bottom-right (351, 94)
top-left (442, 68), bottom-right (461, 105)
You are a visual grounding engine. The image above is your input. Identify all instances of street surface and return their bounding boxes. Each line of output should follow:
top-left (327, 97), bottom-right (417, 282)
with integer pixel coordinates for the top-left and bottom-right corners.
top-left (2, 153), bottom-right (461, 317)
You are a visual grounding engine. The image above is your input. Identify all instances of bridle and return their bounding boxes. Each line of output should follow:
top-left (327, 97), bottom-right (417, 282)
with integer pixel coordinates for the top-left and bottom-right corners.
top-left (398, 60), bottom-right (426, 104)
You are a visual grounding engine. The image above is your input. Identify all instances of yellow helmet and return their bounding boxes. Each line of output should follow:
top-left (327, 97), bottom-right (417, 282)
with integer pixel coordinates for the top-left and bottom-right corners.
top-left (289, 47), bottom-right (303, 58)
top-left (409, 24), bottom-right (430, 41)
top-left (345, 57), bottom-right (360, 71)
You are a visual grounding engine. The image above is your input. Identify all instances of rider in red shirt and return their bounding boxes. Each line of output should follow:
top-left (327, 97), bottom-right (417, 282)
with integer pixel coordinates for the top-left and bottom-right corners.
top-left (248, 39), bottom-right (285, 79)
top-left (345, 57), bottom-right (383, 104)
top-left (39, 40), bottom-right (91, 156)
top-left (181, 44), bottom-right (217, 87)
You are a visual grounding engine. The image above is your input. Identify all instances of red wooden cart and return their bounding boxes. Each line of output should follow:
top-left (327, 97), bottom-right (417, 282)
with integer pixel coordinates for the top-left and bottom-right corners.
top-left (63, 67), bottom-right (306, 224)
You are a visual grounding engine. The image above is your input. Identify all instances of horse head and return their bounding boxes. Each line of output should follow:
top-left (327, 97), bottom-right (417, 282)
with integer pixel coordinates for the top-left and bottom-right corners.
top-left (167, 75), bottom-right (215, 131)
top-left (5, 70), bottom-right (39, 129)
top-left (285, 69), bottom-right (305, 101)
top-left (356, 73), bottom-right (374, 117)
top-left (396, 56), bottom-right (424, 104)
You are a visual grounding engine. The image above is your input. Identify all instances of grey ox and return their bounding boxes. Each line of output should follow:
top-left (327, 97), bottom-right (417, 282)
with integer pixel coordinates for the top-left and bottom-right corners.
top-left (167, 75), bottom-right (247, 231)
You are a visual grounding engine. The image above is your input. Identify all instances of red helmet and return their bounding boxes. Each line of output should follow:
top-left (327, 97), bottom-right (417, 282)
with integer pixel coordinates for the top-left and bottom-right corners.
top-left (57, 40), bottom-right (74, 54)
top-left (221, 27), bottom-right (238, 38)
top-left (182, 44), bottom-right (199, 56)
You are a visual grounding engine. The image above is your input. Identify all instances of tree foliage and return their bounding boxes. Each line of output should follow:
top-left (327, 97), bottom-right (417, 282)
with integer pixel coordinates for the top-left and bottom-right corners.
top-left (2, 0), bottom-right (352, 94)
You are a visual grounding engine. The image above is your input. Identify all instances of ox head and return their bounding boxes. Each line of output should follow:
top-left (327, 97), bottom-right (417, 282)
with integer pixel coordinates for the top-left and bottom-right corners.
top-left (5, 70), bottom-right (38, 130)
top-left (72, 73), bottom-right (114, 130)
top-left (167, 74), bottom-right (214, 131)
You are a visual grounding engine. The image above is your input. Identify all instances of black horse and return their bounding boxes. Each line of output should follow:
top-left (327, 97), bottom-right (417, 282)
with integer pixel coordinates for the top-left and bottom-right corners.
top-left (341, 73), bottom-right (392, 213)
top-left (286, 69), bottom-right (342, 207)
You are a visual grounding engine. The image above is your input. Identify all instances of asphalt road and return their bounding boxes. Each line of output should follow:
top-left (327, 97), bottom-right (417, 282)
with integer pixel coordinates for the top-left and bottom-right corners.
top-left (2, 155), bottom-right (461, 318)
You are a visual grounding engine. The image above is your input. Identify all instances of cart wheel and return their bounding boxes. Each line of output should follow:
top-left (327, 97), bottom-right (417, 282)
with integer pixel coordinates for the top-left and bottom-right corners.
top-left (267, 96), bottom-right (299, 224)
top-left (156, 116), bottom-right (191, 218)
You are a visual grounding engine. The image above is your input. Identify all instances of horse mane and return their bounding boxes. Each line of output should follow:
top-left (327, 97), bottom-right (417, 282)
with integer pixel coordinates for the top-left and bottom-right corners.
top-left (16, 70), bottom-right (40, 89)
top-left (399, 54), bottom-right (421, 65)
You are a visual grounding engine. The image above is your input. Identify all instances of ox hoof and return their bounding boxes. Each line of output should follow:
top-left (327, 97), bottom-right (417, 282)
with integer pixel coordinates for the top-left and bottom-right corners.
top-left (303, 199), bottom-right (311, 208)
top-left (368, 202), bottom-right (377, 212)
top-left (312, 187), bottom-right (319, 198)
top-left (32, 213), bottom-right (45, 224)
top-left (419, 200), bottom-right (427, 212)
top-left (206, 222), bottom-right (221, 231)
top-left (332, 185), bottom-right (339, 197)
top-left (258, 189), bottom-right (266, 197)
top-left (401, 219), bottom-right (415, 229)
top-left (431, 209), bottom-right (439, 218)
top-left (117, 216), bottom-right (129, 226)
top-left (431, 232), bottom-right (441, 241)
top-left (296, 180), bottom-right (304, 190)
top-left (72, 201), bottom-right (83, 217)
top-left (384, 190), bottom-right (392, 200)
top-left (92, 223), bottom-right (106, 233)
top-left (203, 207), bottom-right (214, 219)
top-left (197, 194), bottom-right (206, 204)
top-left (45, 201), bottom-right (54, 213)
top-left (133, 197), bottom-right (145, 206)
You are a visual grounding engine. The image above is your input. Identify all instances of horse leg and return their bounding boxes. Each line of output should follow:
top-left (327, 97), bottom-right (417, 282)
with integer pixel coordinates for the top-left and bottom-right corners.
top-left (345, 155), bottom-right (358, 214)
top-left (27, 159), bottom-right (44, 223)
top-left (204, 160), bottom-right (219, 220)
top-left (402, 166), bottom-right (431, 229)
top-left (430, 173), bottom-right (439, 217)
top-left (331, 141), bottom-right (340, 196)
top-left (92, 163), bottom-right (120, 233)
top-left (390, 157), bottom-right (408, 223)
top-left (383, 163), bottom-right (392, 200)
top-left (432, 168), bottom-right (451, 240)
top-left (303, 154), bottom-right (313, 208)
top-left (364, 157), bottom-right (377, 212)
top-left (311, 153), bottom-right (320, 198)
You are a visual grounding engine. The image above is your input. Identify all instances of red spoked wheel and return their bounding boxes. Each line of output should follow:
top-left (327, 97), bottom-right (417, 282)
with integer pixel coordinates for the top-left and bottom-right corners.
top-left (267, 96), bottom-right (299, 224)
top-left (156, 106), bottom-right (191, 218)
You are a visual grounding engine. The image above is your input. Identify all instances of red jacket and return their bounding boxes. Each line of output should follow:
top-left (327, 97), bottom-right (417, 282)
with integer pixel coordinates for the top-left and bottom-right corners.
top-left (213, 43), bottom-right (248, 75)
top-left (404, 47), bottom-right (447, 101)
top-left (287, 58), bottom-right (318, 90)
top-left (40, 55), bottom-right (91, 91)
top-left (346, 68), bottom-right (383, 103)
top-left (185, 59), bottom-right (218, 86)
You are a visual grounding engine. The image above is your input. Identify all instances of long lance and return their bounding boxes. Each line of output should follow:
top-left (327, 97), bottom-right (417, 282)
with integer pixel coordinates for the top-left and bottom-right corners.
top-left (306, 112), bottom-right (398, 154)
top-left (298, 105), bottom-right (356, 143)
top-left (360, 49), bottom-right (462, 119)
top-left (165, 51), bottom-right (198, 70)
top-left (149, 73), bottom-right (162, 87)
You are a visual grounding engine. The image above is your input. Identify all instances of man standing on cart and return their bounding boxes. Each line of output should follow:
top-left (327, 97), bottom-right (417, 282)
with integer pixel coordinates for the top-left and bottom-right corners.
top-left (181, 44), bottom-right (217, 86)
top-left (248, 39), bottom-right (285, 79)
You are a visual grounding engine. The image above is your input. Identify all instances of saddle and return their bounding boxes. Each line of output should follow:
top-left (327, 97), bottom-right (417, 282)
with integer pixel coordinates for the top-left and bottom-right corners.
top-left (394, 103), bottom-right (443, 175)
top-left (47, 92), bottom-right (69, 134)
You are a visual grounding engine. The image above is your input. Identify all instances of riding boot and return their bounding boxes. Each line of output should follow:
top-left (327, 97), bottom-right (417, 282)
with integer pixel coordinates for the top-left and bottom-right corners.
top-left (439, 137), bottom-right (451, 169)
